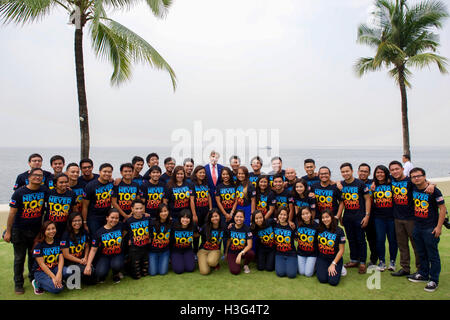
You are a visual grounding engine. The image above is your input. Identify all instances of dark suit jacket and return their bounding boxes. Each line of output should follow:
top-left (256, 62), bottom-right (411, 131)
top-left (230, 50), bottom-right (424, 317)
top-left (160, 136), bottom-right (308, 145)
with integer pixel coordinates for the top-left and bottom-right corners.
top-left (205, 163), bottom-right (223, 207)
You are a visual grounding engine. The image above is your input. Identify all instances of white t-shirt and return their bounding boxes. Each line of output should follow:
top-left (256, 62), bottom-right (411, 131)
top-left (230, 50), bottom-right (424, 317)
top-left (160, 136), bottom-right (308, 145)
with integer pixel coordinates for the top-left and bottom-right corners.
top-left (403, 161), bottom-right (414, 177)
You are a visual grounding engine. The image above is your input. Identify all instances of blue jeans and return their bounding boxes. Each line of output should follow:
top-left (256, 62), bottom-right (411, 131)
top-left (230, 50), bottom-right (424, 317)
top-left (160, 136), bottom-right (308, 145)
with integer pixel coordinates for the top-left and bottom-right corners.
top-left (87, 215), bottom-right (106, 237)
top-left (343, 213), bottom-right (367, 264)
top-left (95, 254), bottom-right (124, 281)
top-left (275, 254), bottom-right (297, 278)
top-left (316, 257), bottom-right (343, 286)
top-left (149, 250), bottom-right (170, 276)
top-left (374, 218), bottom-right (398, 263)
top-left (297, 255), bottom-right (317, 277)
top-left (413, 226), bottom-right (441, 284)
top-left (34, 266), bottom-right (70, 294)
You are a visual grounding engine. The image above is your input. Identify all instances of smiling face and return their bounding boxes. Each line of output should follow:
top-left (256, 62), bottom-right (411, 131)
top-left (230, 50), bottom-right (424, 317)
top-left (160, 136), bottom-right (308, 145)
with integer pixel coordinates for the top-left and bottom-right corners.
top-left (106, 212), bottom-right (120, 227)
top-left (285, 168), bottom-right (296, 182)
top-left (251, 159), bottom-right (262, 172)
top-left (159, 206), bottom-right (169, 222)
top-left (55, 176), bottom-right (69, 193)
top-left (234, 212), bottom-right (244, 226)
top-left (184, 162), bottom-right (194, 176)
top-left (304, 162), bottom-right (315, 176)
top-left (295, 182), bottom-right (306, 195)
top-left (66, 166), bottom-right (80, 182)
top-left (180, 215), bottom-right (191, 227)
top-left (80, 162), bottom-right (93, 178)
top-left (254, 212), bottom-right (264, 227)
top-left (278, 210), bottom-right (288, 223)
top-left (132, 203), bottom-right (145, 219)
top-left (45, 223), bottom-right (57, 240)
top-left (196, 168), bottom-right (206, 182)
top-left (121, 167), bottom-right (133, 181)
top-left (221, 170), bottom-right (230, 184)
top-left (340, 166), bottom-right (353, 181)
top-left (150, 169), bottom-right (161, 182)
top-left (176, 169), bottom-right (185, 183)
top-left (322, 212), bottom-right (332, 228)
top-left (51, 159), bottom-right (65, 174)
top-left (71, 215), bottom-right (83, 231)
top-left (99, 166), bottom-right (113, 182)
top-left (165, 160), bottom-right (176, 174)
top-left (230, 159), bottom-right (240, 171)
top-left (271, 159), bottom-right (282, 173)
top-left (375, 168), bottom-right (386, 183)
top-left (211, 212), bottom-right (221, 226)
top-left (29, 156), bottom-right (43, 169)
top-left (318, 168), bottom-right (331, 183)
top-left (237, 168), bottom-right (246, 182)
top-left (358, 165), bottom-right (370, 181)
top-left (301, 208), bottom-right (312, 224)
top-left (29, 169), bottom-right (44, 185)
top-left (389, 164), bottom-right (404, 180)
top-left (258, 177), bottom-right (268, 191)
top-left (273, 177), bottom-right (284, 191)
top-left (134, 161), bottom-right (144, 174)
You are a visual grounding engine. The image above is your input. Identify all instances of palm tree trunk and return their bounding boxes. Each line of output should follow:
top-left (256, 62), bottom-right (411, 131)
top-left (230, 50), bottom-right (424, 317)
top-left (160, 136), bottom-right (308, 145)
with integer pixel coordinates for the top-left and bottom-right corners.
top-left (74, 7), bottom-right (89, 159)
top-left (398, 66), bottom-right (411, 158)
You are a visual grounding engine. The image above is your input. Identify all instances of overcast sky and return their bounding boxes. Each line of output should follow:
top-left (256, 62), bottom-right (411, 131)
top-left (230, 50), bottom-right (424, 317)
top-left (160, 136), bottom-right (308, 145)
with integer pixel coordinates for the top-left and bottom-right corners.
top-left (0, 0), bottom-right (449, 149)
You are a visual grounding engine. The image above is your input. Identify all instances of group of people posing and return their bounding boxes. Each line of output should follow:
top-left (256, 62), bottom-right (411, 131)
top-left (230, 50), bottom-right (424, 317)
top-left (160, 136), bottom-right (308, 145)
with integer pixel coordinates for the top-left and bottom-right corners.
top-left (3, 151), bottom-right (447, 295)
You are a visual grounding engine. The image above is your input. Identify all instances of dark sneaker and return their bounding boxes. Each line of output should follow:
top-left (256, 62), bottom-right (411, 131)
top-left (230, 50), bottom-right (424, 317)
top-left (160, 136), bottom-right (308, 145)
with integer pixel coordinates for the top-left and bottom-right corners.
top-left (424, 281), bottom-right (438, 292)
top-left (113, 275), bottom-right (121, 284)
top-left (407, 273), bottom-right (428, 283)
top-left (391, 269), bottom-right (410, 277)
top-left (15, 286), bottom-right (25, 295)
top-left (214, 264), bottom-right (221, 271)
top-left (32, 280), bottom-right (44, 295)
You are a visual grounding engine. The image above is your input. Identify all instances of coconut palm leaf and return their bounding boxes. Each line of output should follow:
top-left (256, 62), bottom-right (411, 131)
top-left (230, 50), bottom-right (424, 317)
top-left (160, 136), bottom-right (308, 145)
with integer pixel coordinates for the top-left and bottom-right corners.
top-left (0, 0), bottom-right (56, 25)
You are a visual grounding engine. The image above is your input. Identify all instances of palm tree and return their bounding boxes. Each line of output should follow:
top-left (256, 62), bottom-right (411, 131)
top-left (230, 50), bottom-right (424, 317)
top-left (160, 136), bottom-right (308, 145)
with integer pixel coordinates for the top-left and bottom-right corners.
top-left (355, 0), bottom-right (448, 158)
top-left (0, 0), bottom-right (177, 159)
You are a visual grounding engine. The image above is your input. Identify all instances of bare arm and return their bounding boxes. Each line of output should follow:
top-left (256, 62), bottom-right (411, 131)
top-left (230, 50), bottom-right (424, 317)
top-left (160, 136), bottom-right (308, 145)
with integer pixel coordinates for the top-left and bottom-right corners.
top-left (3, 207), bottom-right (18, 242)
top-left (432, 204), bottom-right (447, 238)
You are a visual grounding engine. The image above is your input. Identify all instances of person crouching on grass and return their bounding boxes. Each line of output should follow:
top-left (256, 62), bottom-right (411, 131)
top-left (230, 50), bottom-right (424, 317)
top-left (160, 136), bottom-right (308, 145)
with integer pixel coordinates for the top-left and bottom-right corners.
top-left (126, 199), bottom-right (151, 279)
top-left (273, 207), bottom-right (298, 279)
top-left (31, 221), bottom-right (69, 295)
top-left (225, 210), bottom-right (255, 274)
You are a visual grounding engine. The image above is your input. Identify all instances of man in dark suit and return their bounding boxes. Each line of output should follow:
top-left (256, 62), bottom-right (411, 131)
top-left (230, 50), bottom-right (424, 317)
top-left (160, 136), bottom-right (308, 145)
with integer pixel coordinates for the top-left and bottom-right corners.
top-left (205, 150), bottom-right (223, 207)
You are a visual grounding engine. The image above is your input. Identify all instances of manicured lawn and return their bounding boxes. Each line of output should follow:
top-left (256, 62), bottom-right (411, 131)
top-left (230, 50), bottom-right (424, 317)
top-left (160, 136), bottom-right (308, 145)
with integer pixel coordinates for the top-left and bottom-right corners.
top-left (0, 198), bottom-right (449, 300)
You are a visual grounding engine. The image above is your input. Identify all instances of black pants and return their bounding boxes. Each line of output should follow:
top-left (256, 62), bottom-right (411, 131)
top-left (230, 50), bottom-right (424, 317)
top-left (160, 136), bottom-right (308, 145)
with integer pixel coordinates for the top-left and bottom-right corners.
top-left (128, 246), bottom-right (149, 279)
top-left (193, 209), bottom-right (208, 254)
top-left (365, 215), bottom-right (378, 264)
top-left (256, 248), bottom-right (275, 271)
top-left (11, 228), bottom-right (39, 288)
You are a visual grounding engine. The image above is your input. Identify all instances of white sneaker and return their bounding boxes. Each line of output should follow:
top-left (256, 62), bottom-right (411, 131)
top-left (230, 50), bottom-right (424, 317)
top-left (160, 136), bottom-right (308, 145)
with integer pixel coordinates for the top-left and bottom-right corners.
top-left (243, 265), bottom-right (250, 274)
top-left (388, 261), bottom-right (395, 271)
top-left (341, 266), bottom-right (347, 277)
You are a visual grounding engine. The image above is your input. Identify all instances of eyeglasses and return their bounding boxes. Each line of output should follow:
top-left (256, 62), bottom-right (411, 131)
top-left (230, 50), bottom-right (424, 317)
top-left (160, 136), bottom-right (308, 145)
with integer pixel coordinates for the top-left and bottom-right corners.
top-left (81, 166), bottom-right (92, 169)
top-left (410, 175), bottom-right (424, 179)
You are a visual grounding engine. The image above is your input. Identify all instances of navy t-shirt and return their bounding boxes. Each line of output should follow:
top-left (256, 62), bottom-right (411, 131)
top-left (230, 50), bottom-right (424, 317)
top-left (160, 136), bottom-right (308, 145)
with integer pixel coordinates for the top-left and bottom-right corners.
top-left (163, 182), bottom-right (192, 219)
top-left (60, 230), bottom-right (90, 264)
top-left (140, 180), bottom-right (165, 218)
top-left (273, 188), bottom-right (292, 209)
top-left (285, 180), bottom-right (296, 193)
top-left (341, 179), bottom-right (369, 216)
top-left (255, 190), bottom-right (276, 216)
top-left (392, 177), bottom-right (414, 220)
top-left (13, 170), bottom-right (52, 191)
top-left (69, 181), bottom-right (85, 213)
top-left (373, 183), bottom-right (394, 219)
top-left (412, 186), bottom-right (445, 229)
top-left (253, 219), bottom-right (275, 253)
top-left (126, 216), bottom-right (151, 248)
top-left (83, 179), bottom-right (114, 218)
top-left (301, 174), bottom-right (320, 187)
top-left (249, 172), bottom-right (261, 188)
top-left (77, 174), bottom-right (100, 186)
top-left (112, 180), bottom-right (140, 215)
top-left (273, 223), bottom-right (297, 256)
top-left (311, 182), bottom-right (341, 218)
top-left (291, 194), bottom-right (316, 212)
top-left (235, 183), bottom-right (256, 207)
top-left (226, 224), bottom-right (253, 254)
top-left (160, 173), bottom-right (172, 185)
top-left (215, 183), bottom-right (236, 214)
top-left (32, 239), bottom-right (61, 272)
top-left (199, 224), bottom-right (225, 251)
top-left (132, 174), bottom-right (144, 186)
top-left (191, 183), bottom-right (211, 216)
top-left (317, 227), bottom-right (346, 261)
top-left (269, 170), bottom-right (286, 189)
top-left (45, 188), bottom-right (77, 227)
top-left (9, 185), bottom-right (47, 231)
top-left (149, 221), bottom-right (172, 253)
top-left (92, 223), bottom-right (124, 256)
top-left (171, 224), bottom-right (198, 253)
top-left (296, 222), bottom-right (318, 257)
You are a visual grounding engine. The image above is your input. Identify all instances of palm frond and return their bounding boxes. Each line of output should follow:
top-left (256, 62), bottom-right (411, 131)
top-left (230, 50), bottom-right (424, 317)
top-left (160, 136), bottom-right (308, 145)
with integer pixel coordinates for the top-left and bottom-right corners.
top-left (406, 52), bottom-right (448, 73)
top-left (407, 0), bottom-right (449, 31)
top-left (357, 23), bottom-right (382, 48)
top-left (354, 57), bottom-right (384, 77)
top-left (90, 20), bottom-right (133, 85)
top-left (0, 0), bottom-right (56, 25)
top-left (374, 41), bottom-right (406, 67)
top-left (389, 65), bottom-right (412, 87)
top-left (144, 0), bottom-right (172, 18)
top-left (102, 18), bottom-right (177, 89)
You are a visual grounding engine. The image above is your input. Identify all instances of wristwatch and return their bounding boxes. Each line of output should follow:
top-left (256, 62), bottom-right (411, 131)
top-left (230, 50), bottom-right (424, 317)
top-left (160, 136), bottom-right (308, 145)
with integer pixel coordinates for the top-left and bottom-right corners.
top-left (332, 261), bottom-right (337, 266)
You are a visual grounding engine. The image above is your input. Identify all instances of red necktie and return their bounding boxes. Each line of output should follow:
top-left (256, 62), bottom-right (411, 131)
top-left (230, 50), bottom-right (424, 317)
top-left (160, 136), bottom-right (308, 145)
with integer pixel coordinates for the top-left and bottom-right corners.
top-left (212, 164), bottom-right (217, 185)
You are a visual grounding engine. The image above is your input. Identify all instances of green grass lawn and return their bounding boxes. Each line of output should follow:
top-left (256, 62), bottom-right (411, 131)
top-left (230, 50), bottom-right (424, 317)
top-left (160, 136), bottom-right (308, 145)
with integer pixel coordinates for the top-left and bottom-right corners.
top-left (1, 198), bottom-right (449, 300)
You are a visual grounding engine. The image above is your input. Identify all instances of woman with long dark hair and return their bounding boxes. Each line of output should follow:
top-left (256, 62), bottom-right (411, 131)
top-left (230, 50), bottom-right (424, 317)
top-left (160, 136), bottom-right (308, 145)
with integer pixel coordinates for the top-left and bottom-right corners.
top-left (61, 212), bottom-right (93, 283)
top-left (163, 166), bottom-right (192, 221)
top-left (316, 209), bottom-right (346, 286)
top-left (232, 166), bottom-right (256, 226)
top-left (215, 167), bottom-right (237, 223)
top-left (84, 209), bottom-right (125, 284)
top-left (31, 221), bottom-right (68, 294)
top-left (273, 207), bottom-right (298, 279)
top-left (372, 165), bottom-right (398, 272)
top-left (254, 175), bottom-right (276, 219)
top-left (148, 203), bottom-right (172, 276)
top-left (251, 210), bottom-right (275, 272)
top-left (290, 178), bottom-right (316, 222)
top-left (170, 209), bottom-right (198, 274)
top-left (197, 209), bottom-right (225, 275)
top-left (296, 207), bottom-right (318, 277)
top-left (190, 165), bottom-right (212, 253)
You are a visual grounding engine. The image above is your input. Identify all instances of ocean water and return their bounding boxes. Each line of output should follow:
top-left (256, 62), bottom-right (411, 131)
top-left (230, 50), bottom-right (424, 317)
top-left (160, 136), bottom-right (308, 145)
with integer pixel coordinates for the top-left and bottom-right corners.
top-left (1, 146), bottom-right (449, 203)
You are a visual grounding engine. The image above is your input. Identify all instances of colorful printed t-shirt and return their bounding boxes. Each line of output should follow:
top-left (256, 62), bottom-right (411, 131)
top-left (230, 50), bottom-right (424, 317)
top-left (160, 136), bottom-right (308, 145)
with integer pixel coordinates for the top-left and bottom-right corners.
top-left (13, 170), bottom-right (52, 190)
top-left (126, 216), bottom-right (151, 248)
top-left (60, 231), bottom-right (90, 263)
top-left (341, 179), bottom-right (369, 216)
top-left (140, 180), bottom-right (165, 218)
top-left (273, 223), bottom-right (297, 256)
top-left (226, 224), bottom-right (253, 254)
top-left (255, 190), bottom-right (276, 215)
top-left (10, 185), bottom-right (47, 231)
top-left (32, 240), bottom-right (61, 272)
top-left (373, 183), bottom-right (394, 219)
top-left (199, 224), bottom-right (225, 251)
top-left (392, 177), bottom-right (414, 220)
top-left (296, 222), bottom-right (318, 257)
top-left (171, 224), bottom-right (198, 253)
top-left (83, 179), bottom-right (114, 217)
top-left (45, 189), bottom-right (77, 225)
top-left (92, 223), bottom-right (124, 256)
top-left (235, 183), bottom-right (256, 207)
top-left (412, 186), bottom-right (445, 229)
top-left (112, 180), bottom-right (140, 215)
top-left (149, 221), bottom-right (172, 253)
top-left (317, 227), bottom-right (346, 261)
top-left (215, 183), bottom-right (236, 214)
top-left (164, 182), bottom-right (192, 219)
top-left (311, 182), bottom-right (341, 218)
